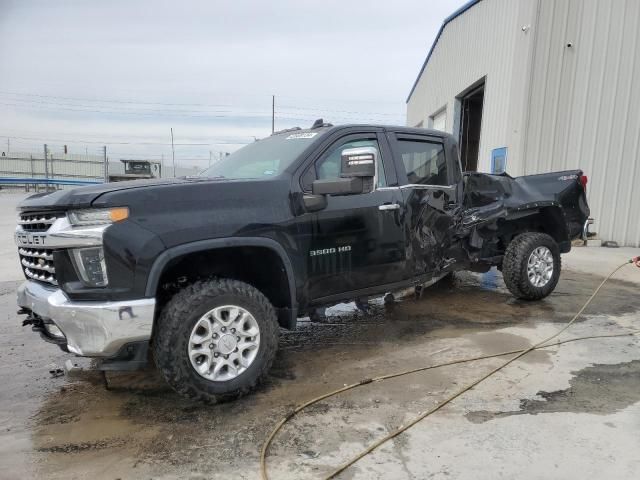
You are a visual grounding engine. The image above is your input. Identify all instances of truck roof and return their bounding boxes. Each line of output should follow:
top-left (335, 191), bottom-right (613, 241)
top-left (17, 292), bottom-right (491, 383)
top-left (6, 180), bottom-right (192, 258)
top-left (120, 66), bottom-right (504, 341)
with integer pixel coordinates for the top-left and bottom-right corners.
top-left (271, 122), bottom-right (452, 140)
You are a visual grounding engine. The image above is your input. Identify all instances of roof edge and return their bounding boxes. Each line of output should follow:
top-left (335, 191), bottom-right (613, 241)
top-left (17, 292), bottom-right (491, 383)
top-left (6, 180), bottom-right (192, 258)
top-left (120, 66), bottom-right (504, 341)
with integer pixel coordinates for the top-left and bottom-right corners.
top-left (405, 0), bottom-right (483, 104)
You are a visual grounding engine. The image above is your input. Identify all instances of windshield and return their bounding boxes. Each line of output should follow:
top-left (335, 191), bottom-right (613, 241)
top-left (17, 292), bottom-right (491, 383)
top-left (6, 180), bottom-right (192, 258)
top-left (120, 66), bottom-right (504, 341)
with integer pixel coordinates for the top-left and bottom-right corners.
top-left (200, 131), bottom-right (322, 179)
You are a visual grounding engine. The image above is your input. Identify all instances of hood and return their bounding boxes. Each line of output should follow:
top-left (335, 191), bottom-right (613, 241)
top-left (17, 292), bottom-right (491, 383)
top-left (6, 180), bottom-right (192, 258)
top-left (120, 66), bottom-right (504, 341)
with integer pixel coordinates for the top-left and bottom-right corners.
top-left (17, 177), bottom-right (212, 211)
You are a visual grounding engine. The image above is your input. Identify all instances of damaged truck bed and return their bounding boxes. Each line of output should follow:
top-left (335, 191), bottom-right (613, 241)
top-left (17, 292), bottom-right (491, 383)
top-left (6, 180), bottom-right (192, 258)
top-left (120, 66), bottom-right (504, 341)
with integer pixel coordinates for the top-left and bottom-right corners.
top-left (454, 170), bottom-right (589, 269)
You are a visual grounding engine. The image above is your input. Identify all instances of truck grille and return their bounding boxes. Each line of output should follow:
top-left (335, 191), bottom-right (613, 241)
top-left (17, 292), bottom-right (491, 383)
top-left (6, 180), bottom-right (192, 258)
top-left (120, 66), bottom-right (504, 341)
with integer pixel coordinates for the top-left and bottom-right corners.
top-left (18, 248), bottom-right (58, 286)
top-left (18, 212), bottom-right (63, 232)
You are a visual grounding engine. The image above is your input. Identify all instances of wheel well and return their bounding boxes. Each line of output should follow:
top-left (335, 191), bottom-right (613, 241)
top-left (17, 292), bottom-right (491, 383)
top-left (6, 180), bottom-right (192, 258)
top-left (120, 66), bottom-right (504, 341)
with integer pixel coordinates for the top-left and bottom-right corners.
top-left (499, 207), bottom-right (569, 250)
top-left (155, 246), bottom-right (292, 327)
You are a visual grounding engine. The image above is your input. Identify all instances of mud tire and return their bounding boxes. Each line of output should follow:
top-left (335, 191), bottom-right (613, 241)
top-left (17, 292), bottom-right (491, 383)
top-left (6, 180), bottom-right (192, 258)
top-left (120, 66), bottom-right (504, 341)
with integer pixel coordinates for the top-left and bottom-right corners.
top-left (502, 233), bottom-right (561, 300)
top-left (153, 278), bottom-right (279, 403)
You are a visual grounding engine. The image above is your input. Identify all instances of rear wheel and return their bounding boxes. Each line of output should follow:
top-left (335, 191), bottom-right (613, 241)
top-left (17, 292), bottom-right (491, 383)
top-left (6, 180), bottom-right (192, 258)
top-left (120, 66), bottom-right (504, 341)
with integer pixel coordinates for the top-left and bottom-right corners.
top-left (502, 233), bottom-right (561, 300)
top-left (153, 278), bottom-right (279, 403)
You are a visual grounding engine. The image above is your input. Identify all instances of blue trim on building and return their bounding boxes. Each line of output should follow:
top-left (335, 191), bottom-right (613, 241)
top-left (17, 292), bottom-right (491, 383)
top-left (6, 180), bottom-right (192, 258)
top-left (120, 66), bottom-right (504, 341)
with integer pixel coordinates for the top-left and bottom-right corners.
top-left (406, 0), bottom-right (483, 103)
top-left (491, 147), bottom-right (507, 173)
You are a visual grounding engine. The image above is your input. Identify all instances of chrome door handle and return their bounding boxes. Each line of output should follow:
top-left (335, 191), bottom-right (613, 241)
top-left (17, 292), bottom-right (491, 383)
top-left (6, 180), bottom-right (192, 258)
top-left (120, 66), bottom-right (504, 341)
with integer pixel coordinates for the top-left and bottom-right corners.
top-left (378, 203), bottom-right (400, 211)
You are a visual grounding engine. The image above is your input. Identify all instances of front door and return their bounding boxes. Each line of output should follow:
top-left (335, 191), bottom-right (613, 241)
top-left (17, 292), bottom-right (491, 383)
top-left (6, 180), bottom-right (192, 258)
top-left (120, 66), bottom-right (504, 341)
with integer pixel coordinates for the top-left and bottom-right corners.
top-left (300, 133), bottom-right (406, 301)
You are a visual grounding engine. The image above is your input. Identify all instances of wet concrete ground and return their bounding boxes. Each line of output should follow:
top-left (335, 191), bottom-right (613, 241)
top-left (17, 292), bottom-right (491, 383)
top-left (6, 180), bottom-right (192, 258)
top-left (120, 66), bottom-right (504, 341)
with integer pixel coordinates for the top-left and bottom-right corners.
top-left (1, 267), bottom-right (640, 480)
top-left (1, 192), bottom-right (639, 479)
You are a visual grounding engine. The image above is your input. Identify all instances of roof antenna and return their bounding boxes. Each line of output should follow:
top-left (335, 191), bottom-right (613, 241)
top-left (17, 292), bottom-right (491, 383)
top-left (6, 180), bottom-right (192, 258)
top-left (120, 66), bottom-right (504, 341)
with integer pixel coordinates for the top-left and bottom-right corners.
top-left (311, 118), bottom-right (333, 129)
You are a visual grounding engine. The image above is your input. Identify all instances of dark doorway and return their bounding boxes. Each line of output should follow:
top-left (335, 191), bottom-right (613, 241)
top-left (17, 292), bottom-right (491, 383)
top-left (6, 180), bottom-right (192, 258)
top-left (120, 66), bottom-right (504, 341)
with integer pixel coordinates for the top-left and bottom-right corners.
top-left (458, 82), bottom-right (484, 172)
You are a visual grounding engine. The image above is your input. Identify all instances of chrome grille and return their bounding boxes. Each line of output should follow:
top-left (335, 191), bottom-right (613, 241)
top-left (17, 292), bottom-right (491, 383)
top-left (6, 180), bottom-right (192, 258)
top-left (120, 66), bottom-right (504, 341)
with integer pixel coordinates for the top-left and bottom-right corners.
top-left (18, 248), bottom-right (57, 286)
top-left (18, 212), bottom-right (63, 232)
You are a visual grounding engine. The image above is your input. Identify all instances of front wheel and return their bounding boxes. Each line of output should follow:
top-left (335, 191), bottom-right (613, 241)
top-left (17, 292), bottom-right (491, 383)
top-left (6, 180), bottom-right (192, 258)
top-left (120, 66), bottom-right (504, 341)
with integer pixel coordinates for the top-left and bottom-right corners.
top-left (153, 278), bottom-right (279, 403)
top-left (502, 233), bottom-right (561, 300)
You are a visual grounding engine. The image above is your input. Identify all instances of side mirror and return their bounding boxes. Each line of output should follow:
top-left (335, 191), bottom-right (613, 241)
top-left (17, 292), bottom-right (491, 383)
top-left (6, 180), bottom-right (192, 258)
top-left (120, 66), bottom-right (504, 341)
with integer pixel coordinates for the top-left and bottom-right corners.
top-left (304, 146), bottom-right (378, 208)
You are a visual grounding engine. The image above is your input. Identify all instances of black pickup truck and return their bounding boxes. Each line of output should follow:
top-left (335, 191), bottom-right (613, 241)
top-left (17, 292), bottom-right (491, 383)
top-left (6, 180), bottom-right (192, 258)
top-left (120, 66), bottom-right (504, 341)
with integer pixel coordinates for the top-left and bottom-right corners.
top-left (15, 121), bottom-right (589, 402)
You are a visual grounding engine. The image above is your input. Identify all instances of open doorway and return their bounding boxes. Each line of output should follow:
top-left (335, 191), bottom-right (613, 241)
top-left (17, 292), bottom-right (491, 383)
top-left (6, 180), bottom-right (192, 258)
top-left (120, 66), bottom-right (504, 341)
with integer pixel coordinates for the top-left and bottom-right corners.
top-left (458, 81), bottom-right (484, 172)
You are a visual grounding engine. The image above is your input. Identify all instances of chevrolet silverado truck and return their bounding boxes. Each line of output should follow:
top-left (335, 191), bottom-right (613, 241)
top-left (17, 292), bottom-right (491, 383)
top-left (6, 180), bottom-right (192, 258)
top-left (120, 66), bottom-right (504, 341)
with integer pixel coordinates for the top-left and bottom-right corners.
top-left (15, 121), bottom-right (589, 402)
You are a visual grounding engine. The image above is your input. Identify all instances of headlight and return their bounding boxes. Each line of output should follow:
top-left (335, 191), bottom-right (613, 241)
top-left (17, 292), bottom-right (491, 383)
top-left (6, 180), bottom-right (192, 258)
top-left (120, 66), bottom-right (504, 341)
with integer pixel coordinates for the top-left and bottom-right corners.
top-left (71, 247), bottom-right (108, 287)
top-left (68, 207), bottom-right (129, 226)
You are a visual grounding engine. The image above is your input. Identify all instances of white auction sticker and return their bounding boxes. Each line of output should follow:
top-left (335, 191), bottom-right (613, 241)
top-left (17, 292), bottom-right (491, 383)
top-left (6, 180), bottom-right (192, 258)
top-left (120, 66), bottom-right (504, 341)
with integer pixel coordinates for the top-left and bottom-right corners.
top-left (286, 132), bottom-right (318, 139)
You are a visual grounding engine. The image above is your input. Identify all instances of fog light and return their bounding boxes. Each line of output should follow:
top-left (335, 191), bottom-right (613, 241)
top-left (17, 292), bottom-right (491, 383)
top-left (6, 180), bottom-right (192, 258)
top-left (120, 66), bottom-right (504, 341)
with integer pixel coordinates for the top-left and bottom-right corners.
top-left (71, 247), bottom-right (108, 287)
top-left (44, 322), bottom-right (65, 339)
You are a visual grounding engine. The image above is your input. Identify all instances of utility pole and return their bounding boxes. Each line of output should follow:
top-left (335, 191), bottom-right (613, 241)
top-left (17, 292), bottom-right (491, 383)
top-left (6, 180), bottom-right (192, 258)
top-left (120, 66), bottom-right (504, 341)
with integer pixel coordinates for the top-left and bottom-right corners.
top-left (103, 146), bottom-right (108, 183)
top-left (7, 138), bottom-right (9, 153)
top-left (161, 153), bottom-right (164, 178)
top-left (209, 150), bottom-right (212, 168)
top-left (170, 127), bottom-right (176, 177)
top-left (43, 144), bottom-right (50, 191)
top-left (271, 95), bottom-right (275, 134)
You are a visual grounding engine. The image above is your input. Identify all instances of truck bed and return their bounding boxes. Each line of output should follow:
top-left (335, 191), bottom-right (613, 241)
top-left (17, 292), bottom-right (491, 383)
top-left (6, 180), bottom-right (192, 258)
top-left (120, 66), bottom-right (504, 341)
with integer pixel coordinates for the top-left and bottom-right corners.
top-left (459, 169), bottom-right (589, 257)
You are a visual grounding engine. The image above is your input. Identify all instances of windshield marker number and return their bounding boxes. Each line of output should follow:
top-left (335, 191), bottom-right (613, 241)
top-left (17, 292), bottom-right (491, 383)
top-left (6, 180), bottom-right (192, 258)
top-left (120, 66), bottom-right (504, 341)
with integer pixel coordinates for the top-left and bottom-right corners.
top-left (286, 132), bottom-right (318, 140)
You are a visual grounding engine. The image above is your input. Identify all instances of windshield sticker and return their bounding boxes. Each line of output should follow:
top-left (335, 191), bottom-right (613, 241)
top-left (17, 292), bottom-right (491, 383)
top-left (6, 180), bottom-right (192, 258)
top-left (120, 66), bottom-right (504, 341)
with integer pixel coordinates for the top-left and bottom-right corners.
top-left (286, 132), bottom-right (318, 140)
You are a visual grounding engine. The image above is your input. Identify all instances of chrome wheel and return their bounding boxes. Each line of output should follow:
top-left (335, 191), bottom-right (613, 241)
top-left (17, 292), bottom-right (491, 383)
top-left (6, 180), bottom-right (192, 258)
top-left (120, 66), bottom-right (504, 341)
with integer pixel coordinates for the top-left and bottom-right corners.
top-left (527, 246), bottom-right (554, 287)
top-left (188, 305), bottom-right (260, 382)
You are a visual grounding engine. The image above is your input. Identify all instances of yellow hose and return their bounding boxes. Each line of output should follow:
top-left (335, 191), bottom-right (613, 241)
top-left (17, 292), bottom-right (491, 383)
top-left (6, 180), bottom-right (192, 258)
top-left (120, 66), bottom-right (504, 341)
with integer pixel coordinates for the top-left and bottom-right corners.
top-left (260, 260), bottom-right (638, 480)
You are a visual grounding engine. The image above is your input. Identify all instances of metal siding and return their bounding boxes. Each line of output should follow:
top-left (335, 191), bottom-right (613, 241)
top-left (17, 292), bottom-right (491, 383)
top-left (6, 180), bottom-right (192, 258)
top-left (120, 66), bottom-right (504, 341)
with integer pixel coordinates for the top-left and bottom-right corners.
top-left (408, 0), bottom-right (640, 246)
top-left (406, 0), bottom-right (522, 172)
top-left (525, 0), bottom-right (640, 246)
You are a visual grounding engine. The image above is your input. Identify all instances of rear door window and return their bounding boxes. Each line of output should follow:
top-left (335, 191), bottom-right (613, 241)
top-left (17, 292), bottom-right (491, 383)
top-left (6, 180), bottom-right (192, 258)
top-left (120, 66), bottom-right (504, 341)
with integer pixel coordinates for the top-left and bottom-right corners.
top-left (396, 140), bottom-right (448, 186)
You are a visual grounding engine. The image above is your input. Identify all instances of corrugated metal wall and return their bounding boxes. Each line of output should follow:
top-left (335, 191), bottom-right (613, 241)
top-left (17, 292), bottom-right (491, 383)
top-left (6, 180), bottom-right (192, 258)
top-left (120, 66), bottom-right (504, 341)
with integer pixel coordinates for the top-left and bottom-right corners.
top-left (524, 0), bottom-right (640, 246)
top-left (406, 0), bottom-right (523, 172)
top-left (407, 0), bottom-right (640, 246)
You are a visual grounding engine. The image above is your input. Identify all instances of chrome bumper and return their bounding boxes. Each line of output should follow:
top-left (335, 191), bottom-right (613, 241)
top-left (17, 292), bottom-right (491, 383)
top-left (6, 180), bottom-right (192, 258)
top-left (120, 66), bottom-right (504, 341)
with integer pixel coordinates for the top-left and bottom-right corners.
top-left (17, 280), bottom-right (155, 357)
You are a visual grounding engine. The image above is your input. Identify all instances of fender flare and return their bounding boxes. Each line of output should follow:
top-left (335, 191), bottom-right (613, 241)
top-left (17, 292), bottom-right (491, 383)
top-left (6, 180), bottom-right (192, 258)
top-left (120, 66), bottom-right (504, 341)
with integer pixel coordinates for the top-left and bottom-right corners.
top-left (145, 237), bottom-right (298, 326)
top-left (503, 204), bottom-right (571, 253)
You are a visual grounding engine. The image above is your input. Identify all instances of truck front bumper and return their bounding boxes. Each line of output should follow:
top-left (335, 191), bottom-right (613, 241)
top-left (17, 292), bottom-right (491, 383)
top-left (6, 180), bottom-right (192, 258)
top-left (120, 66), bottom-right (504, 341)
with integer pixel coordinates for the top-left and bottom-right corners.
top-left (17, 280), bottom-right (155, 357)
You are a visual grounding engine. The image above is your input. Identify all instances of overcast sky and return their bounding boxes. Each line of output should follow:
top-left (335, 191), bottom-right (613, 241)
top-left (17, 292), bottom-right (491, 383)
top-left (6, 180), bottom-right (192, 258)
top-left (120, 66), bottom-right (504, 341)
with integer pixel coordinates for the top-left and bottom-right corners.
top-left (0, 0), bottom-right (465, 169)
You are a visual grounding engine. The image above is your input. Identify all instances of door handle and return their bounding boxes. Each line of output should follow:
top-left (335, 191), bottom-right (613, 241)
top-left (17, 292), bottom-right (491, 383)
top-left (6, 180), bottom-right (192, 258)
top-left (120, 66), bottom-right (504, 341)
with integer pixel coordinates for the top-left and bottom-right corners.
top-left (378, 203), bottom-right (400, 211)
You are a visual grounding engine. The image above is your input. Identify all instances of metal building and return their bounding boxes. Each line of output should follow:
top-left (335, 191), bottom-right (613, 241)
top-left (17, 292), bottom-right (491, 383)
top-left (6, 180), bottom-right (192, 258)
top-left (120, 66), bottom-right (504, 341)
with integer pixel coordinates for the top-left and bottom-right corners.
top-left (406, 0), bottom-right (640, 247)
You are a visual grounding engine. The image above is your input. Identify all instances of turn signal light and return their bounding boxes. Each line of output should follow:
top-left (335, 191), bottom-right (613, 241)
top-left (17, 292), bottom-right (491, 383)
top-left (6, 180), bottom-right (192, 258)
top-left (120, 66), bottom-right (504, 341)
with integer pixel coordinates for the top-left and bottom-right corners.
top-left (109, 207), bottom-right (130, 222)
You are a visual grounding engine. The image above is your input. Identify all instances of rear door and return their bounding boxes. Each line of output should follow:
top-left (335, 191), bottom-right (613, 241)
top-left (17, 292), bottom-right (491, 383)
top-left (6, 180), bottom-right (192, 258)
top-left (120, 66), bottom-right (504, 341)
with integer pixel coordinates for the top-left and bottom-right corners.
top-left (298, 131), bottom-right (406, 301)
top-left (387, 132), bottom-right (460, 277)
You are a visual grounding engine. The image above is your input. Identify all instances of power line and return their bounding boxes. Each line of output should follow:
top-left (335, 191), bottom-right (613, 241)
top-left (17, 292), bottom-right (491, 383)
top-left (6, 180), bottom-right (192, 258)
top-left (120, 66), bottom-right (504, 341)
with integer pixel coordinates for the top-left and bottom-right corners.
top-left (0, 92), bottom-right (404, 118)
top-left (2, 135), bottom-right (251, 146)
top-left (0, 89), bottom-right (405, 108)
top-left (2, 101), bottom-right (401, 125)
top-left (0, 101), bottom-right (233, 118)
top-left (1, 100), bottom-right (403, 123)
top-left (0, 91), bottom-right (232, 108)
top-left (0, 129), bottom-right (257, 141)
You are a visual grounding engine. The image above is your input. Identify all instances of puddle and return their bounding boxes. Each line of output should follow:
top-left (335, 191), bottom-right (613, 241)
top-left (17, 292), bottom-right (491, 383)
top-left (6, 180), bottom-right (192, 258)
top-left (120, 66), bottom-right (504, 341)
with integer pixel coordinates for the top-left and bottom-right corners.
top-left (465, 360), bottom-right (640, 423)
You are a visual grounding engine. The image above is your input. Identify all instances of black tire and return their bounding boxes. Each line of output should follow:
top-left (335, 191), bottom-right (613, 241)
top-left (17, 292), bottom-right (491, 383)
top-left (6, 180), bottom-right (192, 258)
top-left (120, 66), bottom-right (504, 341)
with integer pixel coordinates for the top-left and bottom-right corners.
top-left (153, 278), bottom-right (279, 403)
top-left (502, 232), bottom-right (561, 300)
